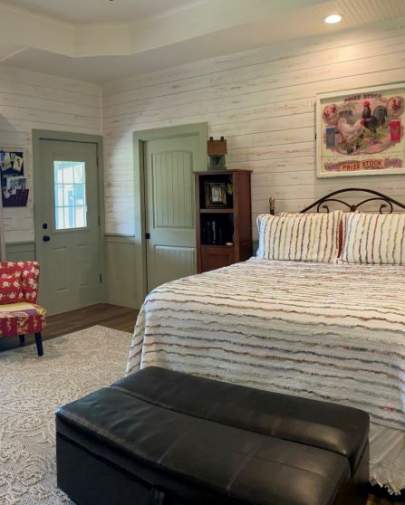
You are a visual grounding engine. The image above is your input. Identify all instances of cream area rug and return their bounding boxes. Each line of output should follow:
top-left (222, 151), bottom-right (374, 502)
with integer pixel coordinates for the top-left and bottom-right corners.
top-left (0, 325), bottom-right (132, 504)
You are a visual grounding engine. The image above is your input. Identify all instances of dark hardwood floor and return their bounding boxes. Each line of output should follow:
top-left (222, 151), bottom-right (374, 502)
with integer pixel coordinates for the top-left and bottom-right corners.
top-left (42, 303), bottom-right (137, 336)
top-left (0, 303), bottom-right (137, 353)
top-left (0, 303), bottom-right (403, 504)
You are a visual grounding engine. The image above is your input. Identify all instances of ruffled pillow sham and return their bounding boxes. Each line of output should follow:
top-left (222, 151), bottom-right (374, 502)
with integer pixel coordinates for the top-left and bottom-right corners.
top-left (257, 210), bottom-right (342, 263)
top-left (340, 212), bottom-right (405, 265)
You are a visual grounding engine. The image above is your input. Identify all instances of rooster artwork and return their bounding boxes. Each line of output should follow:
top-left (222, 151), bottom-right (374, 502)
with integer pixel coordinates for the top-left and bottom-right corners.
top-left (317, 85), bottom-right (405, 177)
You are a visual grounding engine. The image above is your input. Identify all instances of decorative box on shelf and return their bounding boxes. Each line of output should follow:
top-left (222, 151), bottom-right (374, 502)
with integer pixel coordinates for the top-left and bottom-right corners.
top-left (194, 169), bottom-right (252, 273)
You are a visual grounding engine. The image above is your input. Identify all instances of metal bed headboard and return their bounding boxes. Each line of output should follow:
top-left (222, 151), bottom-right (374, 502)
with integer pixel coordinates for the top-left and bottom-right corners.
top-left (300, 188), bottom-right (405, 214)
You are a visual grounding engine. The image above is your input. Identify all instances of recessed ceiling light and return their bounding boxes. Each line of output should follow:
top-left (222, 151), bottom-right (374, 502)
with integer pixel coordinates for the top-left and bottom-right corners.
top-left (324, 14), bottom-right (342, 24)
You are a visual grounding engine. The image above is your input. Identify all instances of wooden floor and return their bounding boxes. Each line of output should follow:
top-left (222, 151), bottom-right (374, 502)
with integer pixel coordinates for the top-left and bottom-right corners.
top-left (0, 303), bottom-right (136, 353)
top-left (0, 303), bottom-right (403, 504)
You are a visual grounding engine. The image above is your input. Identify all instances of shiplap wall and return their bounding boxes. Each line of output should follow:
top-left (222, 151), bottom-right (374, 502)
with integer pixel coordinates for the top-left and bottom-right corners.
top-left (103, 21), bottom-right (405, 239)
top-left (0, 65), bottom-right (102, 243)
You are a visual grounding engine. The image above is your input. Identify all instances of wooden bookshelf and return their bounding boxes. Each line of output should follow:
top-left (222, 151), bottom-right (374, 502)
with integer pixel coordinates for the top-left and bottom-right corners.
top-left (194, 169), bottom-right (252, 273)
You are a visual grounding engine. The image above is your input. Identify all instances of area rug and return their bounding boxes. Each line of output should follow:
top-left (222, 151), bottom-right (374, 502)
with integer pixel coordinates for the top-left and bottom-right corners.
top-left (0, 325), bottom-right (132, 504)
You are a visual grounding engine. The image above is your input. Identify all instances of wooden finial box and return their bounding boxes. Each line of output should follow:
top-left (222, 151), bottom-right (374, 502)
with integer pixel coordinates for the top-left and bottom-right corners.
top-left (207, 136), bottom-right (227, 156)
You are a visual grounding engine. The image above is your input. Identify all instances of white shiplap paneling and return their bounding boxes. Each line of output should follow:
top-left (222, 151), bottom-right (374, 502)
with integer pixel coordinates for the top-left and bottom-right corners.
top-left (103, 21), bottom-right (405, 238)
top-left (0, 65), bottom-right (102, 243)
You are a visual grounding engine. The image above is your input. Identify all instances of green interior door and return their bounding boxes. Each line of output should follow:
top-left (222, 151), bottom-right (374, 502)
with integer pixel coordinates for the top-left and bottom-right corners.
top-left (36, 140), bottom-right (102, 315)
top-left (145, 136), bottom-right (198, 291)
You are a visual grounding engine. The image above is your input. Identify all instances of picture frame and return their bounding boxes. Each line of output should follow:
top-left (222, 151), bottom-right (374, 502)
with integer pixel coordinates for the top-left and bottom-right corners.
top-left (316, 83), bottom-right (405, 178)
top-left (205, 182), bottom-right (228, 208)
top-left (0, 148), bottom-right (28, 207)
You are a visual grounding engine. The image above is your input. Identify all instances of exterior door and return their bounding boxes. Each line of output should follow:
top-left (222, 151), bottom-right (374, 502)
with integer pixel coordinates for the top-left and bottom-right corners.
top-left (145, 136), bottom-right (198, 291)
top-left (35, 139), bottom-right (102, 315)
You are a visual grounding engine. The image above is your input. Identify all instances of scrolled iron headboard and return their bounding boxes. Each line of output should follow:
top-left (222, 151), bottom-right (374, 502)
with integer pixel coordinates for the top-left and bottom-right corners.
top-left (300, 188), bottom-right (405, 214)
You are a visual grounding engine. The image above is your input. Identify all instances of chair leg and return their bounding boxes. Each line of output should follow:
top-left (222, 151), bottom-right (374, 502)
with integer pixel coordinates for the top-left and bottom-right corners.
top-left (34, 332), bottom-right (44, 357)
top-left (19, 334), bottom-right (25, 346)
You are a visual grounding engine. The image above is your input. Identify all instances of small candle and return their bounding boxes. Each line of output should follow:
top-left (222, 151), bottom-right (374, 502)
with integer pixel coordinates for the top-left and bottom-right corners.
top-left (269, 197), bottom-right (276, 215)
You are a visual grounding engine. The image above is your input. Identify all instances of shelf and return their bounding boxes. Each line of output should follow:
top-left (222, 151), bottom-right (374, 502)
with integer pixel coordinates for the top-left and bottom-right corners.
top-left (200, 208), bottom-right (234, 214)
top-left (194, 169), bottom-right (252, 175)
top-left (201, 244), bottom-right (234, 248)
top-left (195, 169), bottom-right (252, 273)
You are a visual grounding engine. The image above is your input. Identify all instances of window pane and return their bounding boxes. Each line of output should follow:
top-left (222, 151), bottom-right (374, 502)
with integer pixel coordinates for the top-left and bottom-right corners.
top-left (55, 207), bottom-right (64, 230)
top-left (74, 164), bottom-right (85, 184)
top-left (55, 185), bottom-right (64, 207)
top-left (73, 184), bottom-right (85, 206)
top-left (62, 184), bottom-right (74, 206)
top-left (75, 207), bottom-right (86, 228)
top-left (63, 165), bottom-right (74, 183)
top-left (54, 161), bottom-right (87, 230)
top-left (64, 207), bottom-right (73, 228)
top-left (55, 166), bottom-right (64, 184)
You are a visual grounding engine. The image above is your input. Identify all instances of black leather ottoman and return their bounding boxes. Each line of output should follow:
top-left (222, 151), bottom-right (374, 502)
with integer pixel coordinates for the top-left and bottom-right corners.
top-left (56, 367), bottom-right (369, 505)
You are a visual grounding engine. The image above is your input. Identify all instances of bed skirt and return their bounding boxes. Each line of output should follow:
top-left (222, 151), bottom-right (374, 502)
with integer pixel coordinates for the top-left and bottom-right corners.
top-left (370, 424), bottom-right (405, 494)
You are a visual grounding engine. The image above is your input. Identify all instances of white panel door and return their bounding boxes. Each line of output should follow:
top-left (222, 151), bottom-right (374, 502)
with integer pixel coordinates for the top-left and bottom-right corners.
top-left (145, 136), bottom-right (198, 291)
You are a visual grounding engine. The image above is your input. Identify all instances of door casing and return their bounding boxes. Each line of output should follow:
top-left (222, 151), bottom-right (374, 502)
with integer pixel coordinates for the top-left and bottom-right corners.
top-left (133, 123), bottom-right (208, 300)
top-left (32, 130), bottom-right (105, 307)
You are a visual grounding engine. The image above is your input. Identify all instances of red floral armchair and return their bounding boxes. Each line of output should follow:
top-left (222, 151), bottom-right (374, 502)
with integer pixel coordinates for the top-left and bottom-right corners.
top-left (0, 261), bottom-right (45, 356)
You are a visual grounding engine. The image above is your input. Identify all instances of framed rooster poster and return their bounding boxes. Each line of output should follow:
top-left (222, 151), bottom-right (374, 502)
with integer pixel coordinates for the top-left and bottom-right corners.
top-left (316, 83), bottom-right (405, 178)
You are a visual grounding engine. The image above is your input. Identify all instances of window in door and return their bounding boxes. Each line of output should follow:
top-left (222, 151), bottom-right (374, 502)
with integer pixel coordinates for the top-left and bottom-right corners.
top-left (54, 161), bottom-right (87, 230)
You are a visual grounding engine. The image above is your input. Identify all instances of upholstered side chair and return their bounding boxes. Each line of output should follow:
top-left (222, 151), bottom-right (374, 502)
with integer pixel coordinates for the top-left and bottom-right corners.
top-left (0, 261), bottom-right (45, 356)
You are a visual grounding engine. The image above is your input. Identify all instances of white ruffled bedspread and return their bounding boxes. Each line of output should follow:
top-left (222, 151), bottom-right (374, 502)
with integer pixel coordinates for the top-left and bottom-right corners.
top-left (127, 258), bottom-right (405, 494)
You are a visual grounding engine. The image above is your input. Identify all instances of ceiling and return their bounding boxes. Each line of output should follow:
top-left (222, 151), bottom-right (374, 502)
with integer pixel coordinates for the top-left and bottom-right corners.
top-left (0, 0), bottom-right (199, 23)
top-left (0, 0), bottom-right (404, 83)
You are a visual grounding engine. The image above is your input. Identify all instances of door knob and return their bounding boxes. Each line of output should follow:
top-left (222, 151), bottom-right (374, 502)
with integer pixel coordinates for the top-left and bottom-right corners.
top-left (43, 235), bottom-right (50, 242)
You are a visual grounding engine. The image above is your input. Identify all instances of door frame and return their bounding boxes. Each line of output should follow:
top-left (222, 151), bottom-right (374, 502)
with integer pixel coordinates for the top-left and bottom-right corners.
top-left (32, 129), bottom-right (106, 304)
top-left (133, 123), bottom-right (208, 299)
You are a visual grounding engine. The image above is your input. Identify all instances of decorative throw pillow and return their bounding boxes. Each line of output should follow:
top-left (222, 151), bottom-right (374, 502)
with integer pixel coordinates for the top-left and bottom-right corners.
top-left (340, 212), bottom-right (405, 265)
top-left (256, 210), bottom-right (342, 263)
top-left (0, 275), bottom-right (24, 304)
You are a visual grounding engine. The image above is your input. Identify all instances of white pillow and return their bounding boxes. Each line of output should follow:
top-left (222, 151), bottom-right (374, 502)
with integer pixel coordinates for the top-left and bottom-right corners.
top-left (257, 211), bottom-right (342, 263)
top-left (340, 212), bottom-right (405, 265)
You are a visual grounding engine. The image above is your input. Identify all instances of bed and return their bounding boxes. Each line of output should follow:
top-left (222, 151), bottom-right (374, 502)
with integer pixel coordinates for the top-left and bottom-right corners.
top-left (126, 188), bottom-right (405, 495)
